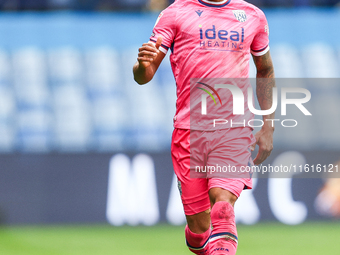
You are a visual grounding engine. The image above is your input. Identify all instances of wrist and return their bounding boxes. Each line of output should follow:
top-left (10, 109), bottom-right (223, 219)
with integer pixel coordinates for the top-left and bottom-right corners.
top-left (261, 122), bottom-right (275, 132)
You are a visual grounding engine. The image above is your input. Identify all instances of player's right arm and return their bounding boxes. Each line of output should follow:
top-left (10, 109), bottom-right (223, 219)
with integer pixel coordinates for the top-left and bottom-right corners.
top-left (134, 4), bottom-right (176, 85)
top-left (133, 37), bottom-right (166, 85)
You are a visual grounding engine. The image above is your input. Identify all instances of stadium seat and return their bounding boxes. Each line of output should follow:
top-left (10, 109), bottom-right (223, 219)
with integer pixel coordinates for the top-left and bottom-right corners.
top-left (48, 48), bottom-right (91, 150)
top-left (53, 85), bottom-right (91, 151)
top-left (0, 51), bottom-right (15, 151)
top-left (92, 95), bottom-right (128, 150)
top-left (271, 44), bottom-right (304, 78)
top-left (85, 47), bottom-right (128, 150)
top-left (301, 43), bottom-right (340, 78)
top-left (0, 86), bottom-right (15, 152)
top-left (13, 48), bottom-right (49, 106)
top-left (17, 109), bottom-right (52, 152)
top-left (12, 48), bottom-right (52, 152)
top-left (85, 47), bottom-right (121, 94)
top-left (48, 47), bottom-right (83, 85)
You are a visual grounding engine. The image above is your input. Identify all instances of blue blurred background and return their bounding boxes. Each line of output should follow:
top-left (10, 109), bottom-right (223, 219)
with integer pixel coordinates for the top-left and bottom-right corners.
top-left (0, 0), bottom-right (339, 10)
top-left (0, 0), bottom-right (340, 226)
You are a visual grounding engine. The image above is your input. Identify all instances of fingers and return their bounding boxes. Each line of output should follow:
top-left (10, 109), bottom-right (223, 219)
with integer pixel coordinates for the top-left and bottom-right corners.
top-left (250, 137), bottom-right (258, 151)
top-left (138, 49), bottom-right (157, 59)
top-left (137, 56), bottom-right (155, 62)
top-left (155, 36), bottom-right (163, 49)
top-left (253, 150), bottom-right (267, 165)
top-left (137, 40), bottom-right (161, 65)
top-left (253, 143), bottom-right (273, 165)
top-left (139, 44), bottom-right (159, 53)
top-left (251, 129), bottom-right (274, 165)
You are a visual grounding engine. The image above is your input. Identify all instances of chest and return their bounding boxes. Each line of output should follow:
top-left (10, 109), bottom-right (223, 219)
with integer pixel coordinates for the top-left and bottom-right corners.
top-left (175, 8), bottom-right (257, 52)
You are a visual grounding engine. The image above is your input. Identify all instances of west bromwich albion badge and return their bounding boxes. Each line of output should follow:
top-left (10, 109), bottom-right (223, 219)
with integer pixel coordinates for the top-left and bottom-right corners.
top-left (232, 10), bottom-right (247, 23)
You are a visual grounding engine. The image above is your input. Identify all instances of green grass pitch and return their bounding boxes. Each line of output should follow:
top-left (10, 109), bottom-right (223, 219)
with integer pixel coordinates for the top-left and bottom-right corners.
top-left (0, 222), bottom-right (339, 255)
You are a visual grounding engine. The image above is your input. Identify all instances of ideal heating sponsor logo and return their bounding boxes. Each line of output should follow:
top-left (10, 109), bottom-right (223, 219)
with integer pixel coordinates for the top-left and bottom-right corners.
top-left (199, 25), bottom-right (245, 51)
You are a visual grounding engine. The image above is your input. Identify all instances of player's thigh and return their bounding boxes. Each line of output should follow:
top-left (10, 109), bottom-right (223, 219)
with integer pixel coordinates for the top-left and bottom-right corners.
top-left (206, 128), bottom-right (255, 207)
top-left (207, 127), bottom-right (254, 190)
top-left (207, 128), bottom-right (255, 174)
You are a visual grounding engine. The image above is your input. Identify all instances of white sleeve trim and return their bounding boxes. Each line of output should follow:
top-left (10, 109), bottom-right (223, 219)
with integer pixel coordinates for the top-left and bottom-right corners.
top-left (159, 46), bottom-right (168, 54)
top-left (149, 41), bottom-right (168, 54)
top-left (251, 45), bottom-right (270, 56)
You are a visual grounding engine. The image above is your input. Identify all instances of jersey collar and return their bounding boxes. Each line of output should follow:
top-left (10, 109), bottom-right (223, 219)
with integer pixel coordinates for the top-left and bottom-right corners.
top-left (198, 0), bottom-right (231, 8)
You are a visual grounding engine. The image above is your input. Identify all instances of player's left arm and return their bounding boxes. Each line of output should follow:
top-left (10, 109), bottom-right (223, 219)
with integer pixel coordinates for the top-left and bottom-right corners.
top-left (251, 50), bottom-right (275, 165)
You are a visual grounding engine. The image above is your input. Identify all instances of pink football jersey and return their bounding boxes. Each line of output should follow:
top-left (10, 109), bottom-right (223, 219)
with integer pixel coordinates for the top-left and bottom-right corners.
top-left (150, 0), bottom-right (270, 130)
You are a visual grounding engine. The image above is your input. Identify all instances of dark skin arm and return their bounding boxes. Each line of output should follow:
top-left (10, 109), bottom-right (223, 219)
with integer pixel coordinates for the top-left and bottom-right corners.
top-left (250, 50), bottom-right (276, 165)
top-left (133, 37), bottom-right (166, 85)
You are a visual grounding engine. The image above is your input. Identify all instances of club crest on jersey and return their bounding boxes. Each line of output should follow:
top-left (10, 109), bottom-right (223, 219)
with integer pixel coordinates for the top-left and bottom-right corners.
top-left (232, 10), bottom-right (247, 23)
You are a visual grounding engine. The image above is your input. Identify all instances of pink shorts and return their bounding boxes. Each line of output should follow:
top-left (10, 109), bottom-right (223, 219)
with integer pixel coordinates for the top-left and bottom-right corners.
top-left (171, 127), bottom-right (255, 215)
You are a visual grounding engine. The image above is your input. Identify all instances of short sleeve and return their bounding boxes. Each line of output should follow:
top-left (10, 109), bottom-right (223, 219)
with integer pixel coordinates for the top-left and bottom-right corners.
top-left (250, 10), bottom-right (270, 56)
top-left (149, 7), bottom-right (176, 54)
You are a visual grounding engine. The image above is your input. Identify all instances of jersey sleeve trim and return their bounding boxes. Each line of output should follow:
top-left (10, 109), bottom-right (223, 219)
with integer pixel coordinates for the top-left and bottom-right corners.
top-left (251, 45), bottom-right (269, 56)
top-left (149, 39), bottom-right (169, 54)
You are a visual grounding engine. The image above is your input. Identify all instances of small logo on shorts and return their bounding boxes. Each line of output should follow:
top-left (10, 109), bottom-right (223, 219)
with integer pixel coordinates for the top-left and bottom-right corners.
top-left (232, 10), bottom-right (247, 23)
